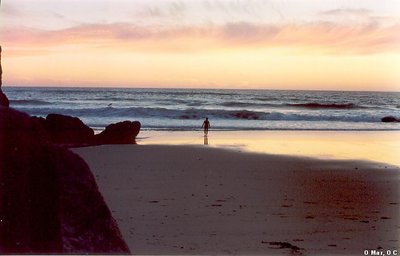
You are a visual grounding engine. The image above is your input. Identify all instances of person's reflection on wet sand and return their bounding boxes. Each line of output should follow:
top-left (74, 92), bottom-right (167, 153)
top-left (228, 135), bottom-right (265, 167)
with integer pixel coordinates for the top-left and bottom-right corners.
top-left (204, 135), bottom-right (208, 145)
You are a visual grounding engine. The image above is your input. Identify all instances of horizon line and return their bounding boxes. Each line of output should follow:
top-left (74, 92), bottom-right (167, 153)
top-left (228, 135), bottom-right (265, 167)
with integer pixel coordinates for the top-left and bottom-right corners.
top-left (3, 84), bottom-right (400, 93)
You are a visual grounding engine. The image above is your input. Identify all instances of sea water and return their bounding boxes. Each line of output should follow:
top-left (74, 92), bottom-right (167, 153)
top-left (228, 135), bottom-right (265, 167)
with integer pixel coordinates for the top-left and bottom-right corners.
top-left (3, 87), bottom-right (400, 132)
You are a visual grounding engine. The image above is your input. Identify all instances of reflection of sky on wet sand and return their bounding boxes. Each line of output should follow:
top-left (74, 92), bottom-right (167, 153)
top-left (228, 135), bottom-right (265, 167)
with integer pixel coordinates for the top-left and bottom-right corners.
top-left (138, 131), bottom-right (400, 167)
top-left (203, 135), bottom-right (209, 145)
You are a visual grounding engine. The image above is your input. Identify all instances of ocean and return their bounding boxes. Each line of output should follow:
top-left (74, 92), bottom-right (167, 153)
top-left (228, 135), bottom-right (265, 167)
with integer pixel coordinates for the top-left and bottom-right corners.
top-left (3, 87), bottom-right (400, 132)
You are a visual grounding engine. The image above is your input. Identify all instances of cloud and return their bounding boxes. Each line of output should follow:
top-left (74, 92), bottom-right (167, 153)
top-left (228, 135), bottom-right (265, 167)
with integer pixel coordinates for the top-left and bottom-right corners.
top-left (274, 22), bottom-right (400, 54)
top-left (167, 0), bottom-right (186, 17)
top-left (1, 2), bottom-right (24, 17)
top-left (317, 7), bottom-right (399, 32)
top-left (221, 22), bottom-right (280, 42)
top-left (320, 8), bottom-right (372, 17)
top-left (2, 20), bottom-right (399, 55)
top-left (134, 0), bottom-right (187, 20)
top-left (202, 0), bottom-right (279, 17)
top-left (51, 11), bottom-right (66, 19)
top-left (135, 7), bottom-right (165, 18)
top-left (132, 0), bottom-right (284, 25)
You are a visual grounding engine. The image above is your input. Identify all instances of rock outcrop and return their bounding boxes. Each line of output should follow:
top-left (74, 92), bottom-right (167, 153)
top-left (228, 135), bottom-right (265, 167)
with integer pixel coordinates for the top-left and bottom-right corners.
top-left (381, 116), bottom-right (399, 122)
top-left (95, 120), bottom-right (141, 144)
top-left (0, 107), bottom-right (130, 253)
top-left (0, 46), bottom-right (9, 107)
top-left (0, 90), bottom-right (8, 107)
top-left (44, 113), bottom-right (95, 146)
top-left (32, 114), bottom-right (141, 146)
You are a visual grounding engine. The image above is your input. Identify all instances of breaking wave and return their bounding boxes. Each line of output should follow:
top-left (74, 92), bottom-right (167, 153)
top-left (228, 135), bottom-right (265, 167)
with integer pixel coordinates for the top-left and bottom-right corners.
top-left (10, 99), bottom-right (52, 105)
top-left (5, 87), bottom-right (400, 131)
top-left (16, 106), bottom-right (389, 123)
top-left (287, 103), bottom-right (357, 109)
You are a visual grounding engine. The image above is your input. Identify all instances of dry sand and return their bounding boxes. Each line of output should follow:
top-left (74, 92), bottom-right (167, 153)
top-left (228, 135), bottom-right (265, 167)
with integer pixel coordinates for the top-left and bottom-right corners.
top-left (73, 145), bottom-right (400, 255)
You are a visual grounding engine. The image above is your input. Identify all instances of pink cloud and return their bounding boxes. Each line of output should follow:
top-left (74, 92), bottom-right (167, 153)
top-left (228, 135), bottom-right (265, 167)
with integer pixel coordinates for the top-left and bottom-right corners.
top-left (2, 20), bottom-right (399, 55)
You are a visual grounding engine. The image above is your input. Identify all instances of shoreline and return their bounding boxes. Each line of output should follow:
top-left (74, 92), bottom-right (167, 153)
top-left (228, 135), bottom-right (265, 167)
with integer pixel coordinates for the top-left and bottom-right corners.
top-left (73, 143), bottom-right (400, 255)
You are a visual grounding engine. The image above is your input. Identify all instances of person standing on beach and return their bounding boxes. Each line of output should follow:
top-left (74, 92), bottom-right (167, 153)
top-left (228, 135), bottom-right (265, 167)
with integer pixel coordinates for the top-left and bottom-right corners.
top-left (202, 117), bottom-right (210, 135)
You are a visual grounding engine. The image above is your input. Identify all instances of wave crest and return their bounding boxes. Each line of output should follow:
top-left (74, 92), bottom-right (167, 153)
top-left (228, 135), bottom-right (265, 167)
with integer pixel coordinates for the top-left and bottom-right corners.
top-left (287, 103), bottom-right (356, 109)
top-left (10, 99), bottom-right (51, 105)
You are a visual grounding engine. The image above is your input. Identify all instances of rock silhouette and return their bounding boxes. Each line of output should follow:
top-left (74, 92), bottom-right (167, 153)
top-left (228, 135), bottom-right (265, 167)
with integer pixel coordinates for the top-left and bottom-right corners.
top-left (32, 114), bottom-right (141, 146)
top-left (0, 46), bottom-right (9, 107)
top-left (0, 91), bottom-right (8, 107)
top-left (45, 113), bottom-right (95, 146)
top-left (95, 120), bottom-right (141, 144)
top-left (0, 107), bottom-right (130, 253)
top-left (381, 116), bottom-right (399, 122)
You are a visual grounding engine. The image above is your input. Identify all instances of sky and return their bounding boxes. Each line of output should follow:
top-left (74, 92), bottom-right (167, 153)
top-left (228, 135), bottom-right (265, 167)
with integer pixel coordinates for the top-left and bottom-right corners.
top-left (0, 0), bottom-right (399, 91)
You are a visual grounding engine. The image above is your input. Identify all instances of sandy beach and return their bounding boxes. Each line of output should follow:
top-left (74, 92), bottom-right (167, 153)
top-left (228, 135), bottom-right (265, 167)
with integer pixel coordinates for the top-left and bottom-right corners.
top-left (73, 141), bottom-right (400, 255)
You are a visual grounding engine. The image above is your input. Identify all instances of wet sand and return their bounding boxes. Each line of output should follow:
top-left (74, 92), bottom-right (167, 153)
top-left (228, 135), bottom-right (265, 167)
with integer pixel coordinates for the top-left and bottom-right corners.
top-left (73, 144), bottom-right (400, 255)
top-left (138, 130), bottom-right (400, 167)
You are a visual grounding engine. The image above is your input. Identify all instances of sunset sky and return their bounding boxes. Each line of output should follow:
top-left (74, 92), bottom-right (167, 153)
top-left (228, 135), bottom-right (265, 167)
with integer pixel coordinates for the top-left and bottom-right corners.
top-left (1, 0), bottom-right (399, 91)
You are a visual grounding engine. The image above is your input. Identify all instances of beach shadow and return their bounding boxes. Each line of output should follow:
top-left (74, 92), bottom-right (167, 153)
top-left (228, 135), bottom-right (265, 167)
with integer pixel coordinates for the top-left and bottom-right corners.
top-left (204, 135), bottom-right (209, 145)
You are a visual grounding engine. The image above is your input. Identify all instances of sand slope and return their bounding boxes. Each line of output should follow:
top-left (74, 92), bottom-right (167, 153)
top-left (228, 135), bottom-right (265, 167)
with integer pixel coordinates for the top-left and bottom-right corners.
top-left (73, 145), bottom-right (400, 255)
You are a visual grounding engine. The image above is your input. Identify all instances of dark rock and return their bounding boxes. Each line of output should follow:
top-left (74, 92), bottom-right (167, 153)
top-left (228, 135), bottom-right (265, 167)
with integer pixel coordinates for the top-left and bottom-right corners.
top-left (55, 146), bottom-right (129, 253)
top-left (0, 107), bottom-right (130, 253)
top-left (0, 108), bottom-right (56, 252)
top-left (45, 113), bottom-right (94, 145)
top-left (33, 114), bottom-right (141, 146)
top-left (31, 116), bottom-right (47, 127)
top-left (268, 241), bottom-right (303, 252)
top-left (0, 46), bottom-right (7, 107)
top-left (95, 120), bottom-right (141, 144)
top-left (0, 90), bottom-right (8, 107)
top-left (381, 116), bottom-right (399, 122)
